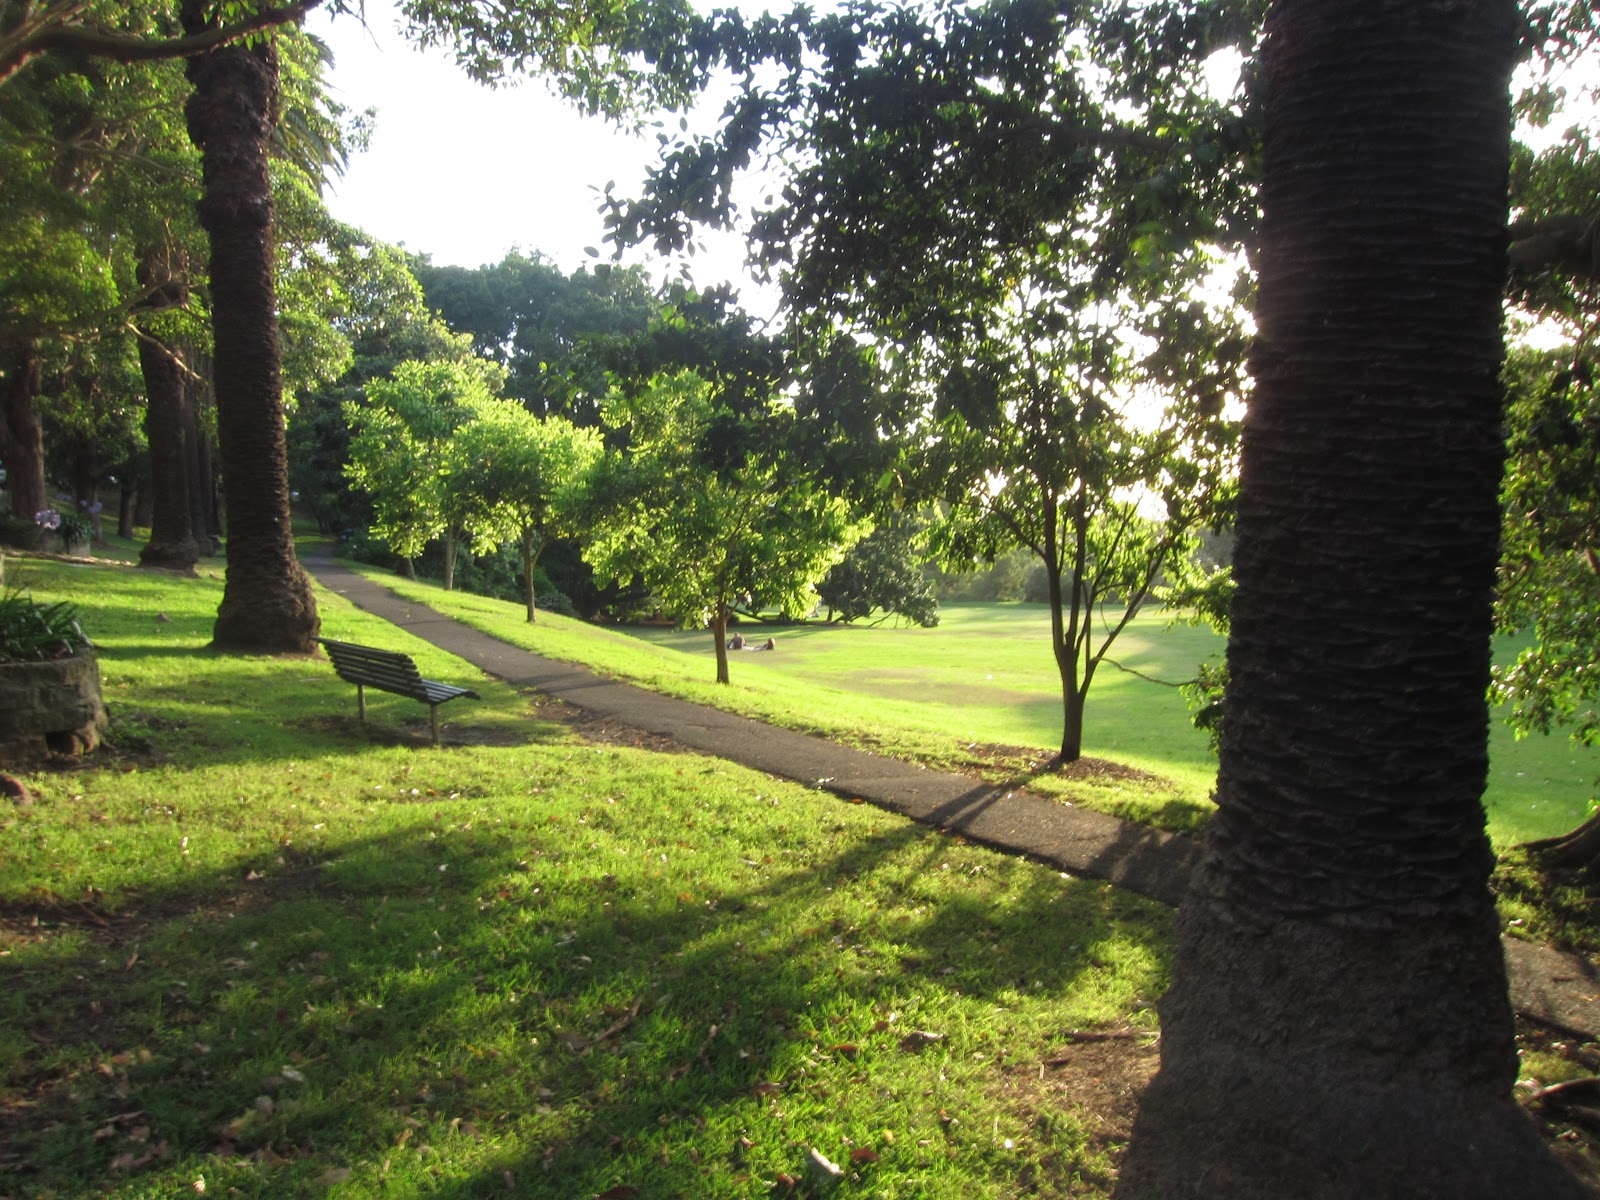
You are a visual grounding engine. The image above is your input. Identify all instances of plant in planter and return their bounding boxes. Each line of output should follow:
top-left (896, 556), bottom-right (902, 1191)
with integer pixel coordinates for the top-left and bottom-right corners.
top-left (0, 562), bottom-right (107, 765)
top-left (34, 506), bottom-right (94, 554)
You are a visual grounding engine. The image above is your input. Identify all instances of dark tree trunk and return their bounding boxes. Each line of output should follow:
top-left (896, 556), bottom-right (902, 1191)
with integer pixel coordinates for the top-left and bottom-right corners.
top-left (136, 248), bottom-right (200, 571)
top-left (137, 331), bottom-right (200, 570)
top-left (711, 604), bottom-right (730, 685)
top-left (442, 530), bottom-right (458, 591)
top-left (1, 345), bottom-right (47, 522)
top-left (1040, 492), bottom-right (1082, 762)
top-left (181, 5), bottom-right (317, 650)
top-left (520, 528), bottom-right (541, 623)
top-left (118, 482), bottom-right (136, 539)
top-left (1117, 3), bottom-right (1588, 1197)
top-left (188, 389), bottom-right (219, 555)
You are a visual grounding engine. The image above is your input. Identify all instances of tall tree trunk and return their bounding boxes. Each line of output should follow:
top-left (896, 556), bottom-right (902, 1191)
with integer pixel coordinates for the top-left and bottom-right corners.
top-left (521, 528), bottom-right (541, 624)
top-left (443, 530), bottom-right (458, 591)
top-left (1117, 3), bottom-right (1587, 1197)
top-left (181, 5), bottom-right (317, 650)
top-left (188, 384), bottom-right (219, 555)
top-left (136, 248), bottom-right (200, 571)
top-left (137, 330), bottom-right (200, 570)
top-left (118, 482), bottom-right (136, 539)
top-left (1, 345), bottom-right (47, 524)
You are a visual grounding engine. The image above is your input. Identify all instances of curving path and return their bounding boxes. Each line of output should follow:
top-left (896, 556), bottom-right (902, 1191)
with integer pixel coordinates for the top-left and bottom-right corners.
top-left (306, 556), bottom-right (1600, 1040)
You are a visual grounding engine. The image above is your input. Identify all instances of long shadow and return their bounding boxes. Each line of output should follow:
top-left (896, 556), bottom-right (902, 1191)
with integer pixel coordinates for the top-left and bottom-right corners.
top-left (0, 800), bottom-right (1171, 1198)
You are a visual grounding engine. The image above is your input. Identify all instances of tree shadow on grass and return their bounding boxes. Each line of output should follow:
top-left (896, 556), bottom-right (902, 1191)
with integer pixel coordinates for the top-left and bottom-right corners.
top-left (0, 799), bottom-right (1172, 1198)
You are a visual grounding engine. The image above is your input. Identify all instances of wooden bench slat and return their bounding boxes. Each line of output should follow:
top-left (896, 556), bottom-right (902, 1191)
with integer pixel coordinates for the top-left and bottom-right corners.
top-left (317, 639), bottom-right (480, 744)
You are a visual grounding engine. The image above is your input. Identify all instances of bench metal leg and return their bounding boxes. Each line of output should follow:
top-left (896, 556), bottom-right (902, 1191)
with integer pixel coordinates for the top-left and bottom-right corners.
top-left (357, 683), bottom-right (367, 721)
top-left (429, 703), bottom-right (440, 746)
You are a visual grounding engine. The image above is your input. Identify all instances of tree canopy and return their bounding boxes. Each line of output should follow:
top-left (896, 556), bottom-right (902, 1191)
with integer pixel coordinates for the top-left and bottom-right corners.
top-left (587, 368), bottom-right (862, 684)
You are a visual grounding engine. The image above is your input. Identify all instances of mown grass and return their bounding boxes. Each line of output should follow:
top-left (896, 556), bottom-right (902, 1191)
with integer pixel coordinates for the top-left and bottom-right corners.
top-left (2, 557), bottom-right (1171, 1199)
top-left (355, 565), bottom-right (1595, 846)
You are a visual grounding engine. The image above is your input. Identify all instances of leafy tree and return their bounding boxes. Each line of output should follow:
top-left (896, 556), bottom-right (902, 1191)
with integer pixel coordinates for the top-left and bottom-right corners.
top-left (817, 516), bottom-right (939, 627)
top-left (614, 0), bottom-right (1251, 762)
top-left (344, 357), bottom-right (500, 588)
top-left (0, 46), bottom-right (191, 524)
top-left (167, 0), bottom-right (706, 651)
top-left (1119, 2), bottom-right (1588, 1194)
top-left (448, 401), bottom-right (602, 623)
top-left (1496, 349), bottom-right (1600, 874)
top-left (923, 278), bottom-right (1240, 762)
top-left (587, 369), bottom-right (861, 684)
top-left (413, 252), bottom-right (659, 423)
top-left (287, 233), bottom-right (473, 539)
top-left (1490, 18), bottom-right (1600, 875)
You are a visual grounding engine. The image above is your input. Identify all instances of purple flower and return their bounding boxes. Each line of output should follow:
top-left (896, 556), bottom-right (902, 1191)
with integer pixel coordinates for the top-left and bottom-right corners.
top-left (34, 509), bottom-right (60, 530)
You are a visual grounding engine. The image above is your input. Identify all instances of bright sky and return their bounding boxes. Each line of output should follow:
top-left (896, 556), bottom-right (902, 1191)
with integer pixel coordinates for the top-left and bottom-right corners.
top-left (309, 0), bottom-right (754, 290)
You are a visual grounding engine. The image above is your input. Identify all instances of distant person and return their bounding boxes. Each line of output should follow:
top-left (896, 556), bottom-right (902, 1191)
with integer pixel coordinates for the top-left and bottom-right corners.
top-left (763, 637), bottom-right (777, 651)
top-left (728, 632), bottom-right (746, 650)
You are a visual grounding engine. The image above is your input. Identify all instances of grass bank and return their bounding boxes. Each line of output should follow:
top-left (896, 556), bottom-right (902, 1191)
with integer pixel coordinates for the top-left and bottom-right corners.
top-left (356, 565), bottom-right (1593, 845)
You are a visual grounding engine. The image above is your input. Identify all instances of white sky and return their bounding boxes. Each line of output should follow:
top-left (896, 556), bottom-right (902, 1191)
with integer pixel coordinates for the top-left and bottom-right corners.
top-left (309, 0), bottom-right (757, 292)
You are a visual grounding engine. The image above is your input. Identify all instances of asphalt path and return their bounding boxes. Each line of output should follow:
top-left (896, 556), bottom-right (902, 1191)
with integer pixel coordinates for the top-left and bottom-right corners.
top-left (306, 556), bottom-right (1600, 1040)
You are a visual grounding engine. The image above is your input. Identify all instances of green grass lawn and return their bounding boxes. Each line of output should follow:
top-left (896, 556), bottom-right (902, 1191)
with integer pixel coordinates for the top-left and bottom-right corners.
top-left (2, 557), bottom-right (1170, 1199)
top-left (4, 554), bottom-right (1595, 1195)
top-left (358, 566), bottom-right (1595, 846)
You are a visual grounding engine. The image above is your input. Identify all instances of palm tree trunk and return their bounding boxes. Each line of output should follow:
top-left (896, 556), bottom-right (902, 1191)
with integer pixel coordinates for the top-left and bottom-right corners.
top-left (181, 3), bottom-right (317, 650)
top-left (1118, 3), bottom-right (1586, 1196)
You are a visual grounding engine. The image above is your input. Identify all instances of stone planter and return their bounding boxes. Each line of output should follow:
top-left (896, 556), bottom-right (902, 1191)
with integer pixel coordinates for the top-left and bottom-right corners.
top-left (0, 650), bottom-right (109, 764)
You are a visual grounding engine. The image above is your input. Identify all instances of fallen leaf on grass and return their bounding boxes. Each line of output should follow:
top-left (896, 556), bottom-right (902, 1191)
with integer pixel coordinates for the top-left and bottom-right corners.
top-left (750, 1081), bottom-right (782, 1097)
top-left (850, 1148), bottom-right (880, 1164)
top-left (899, 1031), bottom-right (946, 1052)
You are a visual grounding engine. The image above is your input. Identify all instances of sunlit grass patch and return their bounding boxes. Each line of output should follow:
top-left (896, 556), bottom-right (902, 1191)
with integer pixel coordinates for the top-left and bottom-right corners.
top-left (0, 558), bottom-right (1170, 1198)
top-left (355, 564), bottom-right (1591, 844)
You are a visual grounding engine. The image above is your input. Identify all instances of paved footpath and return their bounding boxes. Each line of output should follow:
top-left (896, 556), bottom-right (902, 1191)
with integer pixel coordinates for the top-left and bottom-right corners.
top-left (308, 557), bottom-right (1600, 1040)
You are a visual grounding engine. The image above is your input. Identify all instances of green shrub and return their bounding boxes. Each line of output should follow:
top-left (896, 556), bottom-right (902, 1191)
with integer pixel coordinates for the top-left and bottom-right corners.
top-left (535, 589), bottom-right (579, 618)
top-left (0, 585), bottom-right (92, 661)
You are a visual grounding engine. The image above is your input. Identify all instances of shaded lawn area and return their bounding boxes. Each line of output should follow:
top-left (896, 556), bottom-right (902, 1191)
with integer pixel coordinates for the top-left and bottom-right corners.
top-left (2, 559), bottom-right (1169, 1199)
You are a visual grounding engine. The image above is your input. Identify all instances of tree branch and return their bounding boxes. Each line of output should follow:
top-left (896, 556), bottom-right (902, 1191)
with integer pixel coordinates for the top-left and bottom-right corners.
top-left (1508, 212), bottom-right (1600, 277)
top-left (0, 0), bottom-right (325, 86)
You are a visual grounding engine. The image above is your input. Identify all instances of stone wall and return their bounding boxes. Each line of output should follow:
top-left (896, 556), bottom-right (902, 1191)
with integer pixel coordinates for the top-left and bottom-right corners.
top-left (0, 652), bottom-right (109, 764)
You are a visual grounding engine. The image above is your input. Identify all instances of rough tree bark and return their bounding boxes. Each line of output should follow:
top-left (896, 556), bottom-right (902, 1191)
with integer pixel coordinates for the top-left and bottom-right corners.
top-left (181, 3), bottom-right (317, 649)
top-left (135, 248), bottom-right (200, 571)
top-left (1116, 2), bottom-right (1590, 1197)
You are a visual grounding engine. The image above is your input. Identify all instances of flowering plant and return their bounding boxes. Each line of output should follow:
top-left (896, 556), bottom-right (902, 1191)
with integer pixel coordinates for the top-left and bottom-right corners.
top-left (35, 505), bottom-right (94, 546)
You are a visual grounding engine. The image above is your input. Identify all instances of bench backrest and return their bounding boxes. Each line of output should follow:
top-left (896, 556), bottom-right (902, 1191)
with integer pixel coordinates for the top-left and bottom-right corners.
top-left (319, 638), bottom-right (427, 695)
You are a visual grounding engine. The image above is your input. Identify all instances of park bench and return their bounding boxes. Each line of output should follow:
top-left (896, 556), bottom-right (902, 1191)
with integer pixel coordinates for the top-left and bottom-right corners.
top-left (317, 638), bottom-right (480, 745)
